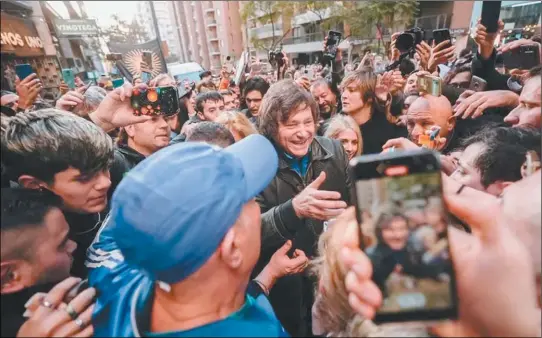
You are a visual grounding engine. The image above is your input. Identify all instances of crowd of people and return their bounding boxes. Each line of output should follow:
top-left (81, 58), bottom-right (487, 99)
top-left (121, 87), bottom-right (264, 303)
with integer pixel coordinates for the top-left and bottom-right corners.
top-left (1, 16), bottom-right (541, 338)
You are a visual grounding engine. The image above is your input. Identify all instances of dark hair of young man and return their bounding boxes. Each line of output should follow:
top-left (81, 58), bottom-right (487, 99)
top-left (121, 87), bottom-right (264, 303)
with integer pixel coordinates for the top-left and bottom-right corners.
top-left (1, 188), bottom-right (62, 260)
top-left (1, 109), bottom-right (113, 184)
top-left (195, 91), bottom-right (224, 113)
top-left (460, 126), bottom-right (541, 187)
top-left (199, 71), bottom-right (212, 80)
top-left (242, 77), bottom-right (270, 99)
top-left (186, 121), bottom-right (235, 148)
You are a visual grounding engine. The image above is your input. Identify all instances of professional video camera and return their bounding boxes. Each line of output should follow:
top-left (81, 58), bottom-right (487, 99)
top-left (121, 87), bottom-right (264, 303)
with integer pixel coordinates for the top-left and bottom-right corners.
top-left (395, 27), bottom-right (425, 54)
top-left (268, 47), bottom-right (285, 68)
top-left (385, 27), bottom-right (425, 74)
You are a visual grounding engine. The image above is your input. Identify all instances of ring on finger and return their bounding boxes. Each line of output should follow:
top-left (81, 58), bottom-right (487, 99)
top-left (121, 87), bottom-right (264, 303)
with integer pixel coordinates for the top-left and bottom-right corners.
top-left (74, 318), bottom-right (86, 329)
top-left (41, 299), bottom-right (55, 309)
top-left (65, 304), bottom-right (79, 320)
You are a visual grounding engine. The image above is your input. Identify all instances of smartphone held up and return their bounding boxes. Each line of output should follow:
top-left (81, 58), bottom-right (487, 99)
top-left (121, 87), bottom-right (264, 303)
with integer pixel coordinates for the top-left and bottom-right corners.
top-left (131, 86), bottom-right (180, 117)
top-left (324, 30), bottom-right (342, 61)
top-left (350, 149), bottom-right (458, 324)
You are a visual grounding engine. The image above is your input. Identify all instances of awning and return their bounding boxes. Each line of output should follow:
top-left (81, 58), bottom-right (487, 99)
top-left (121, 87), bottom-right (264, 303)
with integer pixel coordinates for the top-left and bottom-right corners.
top-left (0, 12), bottom-right (45, 57)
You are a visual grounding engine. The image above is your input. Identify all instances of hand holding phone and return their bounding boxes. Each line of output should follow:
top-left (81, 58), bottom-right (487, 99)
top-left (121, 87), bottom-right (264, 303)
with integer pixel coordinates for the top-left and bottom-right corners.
top-left (62, 69), bottom-right (76, 89)
top-left (350, 150), bottom-right (458, 324)
top-left (112, 78), bottom-right (124, 89)
top-left (481, 1), bottom-right (502, 33)
top-left (324, 30), bottom-right (342, 61)
top-left (131, 86), bottom-right (180, 116)
top-left (15, 64), bottom-right (34, 81)
top-left (417, 75), bottom-right (442, 96)
top-left (15, 73), bottom-right (42, 109)
top-left (432, 29), bottom-right (451, 46)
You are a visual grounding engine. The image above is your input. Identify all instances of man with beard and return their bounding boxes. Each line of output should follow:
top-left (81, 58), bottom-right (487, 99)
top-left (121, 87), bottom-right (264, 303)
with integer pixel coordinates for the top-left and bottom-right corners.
top-left (255, 79), bottom-right (352, 336)
top-left (310, 79), bottom-right (340, 120)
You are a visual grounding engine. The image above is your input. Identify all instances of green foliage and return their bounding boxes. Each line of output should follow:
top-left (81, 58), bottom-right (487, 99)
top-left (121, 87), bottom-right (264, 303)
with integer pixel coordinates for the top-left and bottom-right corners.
top-left (241, 1), bottom-right (296, 51)
top-left (295, 1), bottom-right (342, 31)
top-left (102, 15), bottom-right (149, 45)
top-left (331, 0), bottom-right (419, 38)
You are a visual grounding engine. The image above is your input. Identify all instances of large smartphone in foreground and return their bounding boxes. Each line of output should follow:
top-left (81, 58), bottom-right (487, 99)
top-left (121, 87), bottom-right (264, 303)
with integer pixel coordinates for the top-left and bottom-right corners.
top-left (350, 149), bottom-right (458, 324)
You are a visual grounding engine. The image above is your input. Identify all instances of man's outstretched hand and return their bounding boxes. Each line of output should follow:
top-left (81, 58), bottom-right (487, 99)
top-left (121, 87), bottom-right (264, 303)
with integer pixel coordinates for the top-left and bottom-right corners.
top-left (89, 83), bottom-right (152, 132)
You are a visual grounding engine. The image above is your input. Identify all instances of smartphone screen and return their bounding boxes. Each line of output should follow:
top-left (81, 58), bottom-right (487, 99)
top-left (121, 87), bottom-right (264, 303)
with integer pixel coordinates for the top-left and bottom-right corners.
top-left (432, 29), bottom-right (451, 46)
top-left (324, 31), bottom-right (342, 60)
top-left (112, 78), bottom-right (124, 88)
top-left (481, 1), bottom-right (502, 33)
top-left (15, 64), bottom-right (33, 80)
top-left (131, 86), bottom-right (180, 116)
top-left (62, 69), bottom-right (76, 89)
top-left (351, 150), bottom-right (458, 323)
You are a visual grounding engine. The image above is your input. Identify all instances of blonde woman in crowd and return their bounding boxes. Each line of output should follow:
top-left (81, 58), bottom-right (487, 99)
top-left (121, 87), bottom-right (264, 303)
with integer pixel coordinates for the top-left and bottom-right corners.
top-left (215, 110), bottom-right (258, 141)
top-left (324, 115), bottom-right (363, 161)
top-left (311, 209), bottom-right (429, 337)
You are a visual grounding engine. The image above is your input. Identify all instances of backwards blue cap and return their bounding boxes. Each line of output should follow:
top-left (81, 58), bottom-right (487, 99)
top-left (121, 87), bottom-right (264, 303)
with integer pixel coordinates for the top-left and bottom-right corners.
top-left (109, 134), bottom-right (278, 284)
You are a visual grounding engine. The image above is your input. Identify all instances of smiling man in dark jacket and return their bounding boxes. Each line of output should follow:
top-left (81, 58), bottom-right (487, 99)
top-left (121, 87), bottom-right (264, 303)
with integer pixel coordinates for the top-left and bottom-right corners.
top-left (255, 80), bottom-right (353, 336)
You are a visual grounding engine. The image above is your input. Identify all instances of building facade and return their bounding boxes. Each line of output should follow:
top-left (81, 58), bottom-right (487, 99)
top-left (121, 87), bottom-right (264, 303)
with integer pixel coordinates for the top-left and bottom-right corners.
top-left (1, 0), bottom-right (62, 97)
top-left (172, 0), bottom-right (244, 71)
top-left (137, 1), bottom-right (182, 62)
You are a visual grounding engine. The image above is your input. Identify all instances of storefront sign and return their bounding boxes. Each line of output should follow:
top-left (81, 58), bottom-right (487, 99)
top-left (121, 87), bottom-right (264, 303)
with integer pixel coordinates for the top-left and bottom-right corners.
top-left (0, 13), bottom-right (44, 57)
top-left (53, 19), bottom-right (99, 37)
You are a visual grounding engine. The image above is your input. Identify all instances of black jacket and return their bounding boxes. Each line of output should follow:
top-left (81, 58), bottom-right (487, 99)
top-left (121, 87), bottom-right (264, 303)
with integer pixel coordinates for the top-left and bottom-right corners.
top-left (108, 145), bottom-right (146, 200)
top-left (359, 100), bottom-right (408, 155)
top-left (471, 49), bottom-right (511, 91)
top-left (366, 243), bottom-right (446, 298)
top-left (254, 136), bottom-right (353, 336)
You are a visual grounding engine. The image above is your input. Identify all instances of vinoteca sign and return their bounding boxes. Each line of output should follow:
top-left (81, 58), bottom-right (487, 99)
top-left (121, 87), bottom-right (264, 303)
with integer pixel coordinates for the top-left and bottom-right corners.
top-left (53, 19), bottom-right (99, 37)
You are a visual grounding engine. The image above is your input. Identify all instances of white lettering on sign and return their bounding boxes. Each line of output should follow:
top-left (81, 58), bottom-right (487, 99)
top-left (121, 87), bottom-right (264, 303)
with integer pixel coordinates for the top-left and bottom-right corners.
top-left (0, 31), bottom-right (42, 48)
top-left (58, 24), bottom-right (97, 33)
top-left (25, 36), bottom-right (43, 48)
top-left (0, 32), bottom-right (24, 46)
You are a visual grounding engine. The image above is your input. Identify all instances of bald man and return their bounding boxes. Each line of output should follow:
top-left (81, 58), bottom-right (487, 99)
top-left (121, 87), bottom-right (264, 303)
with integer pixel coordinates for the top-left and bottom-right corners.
top-left (406, 94), bottom-right (456, 152)
top-left (391, 93), bottom-right (505, 155)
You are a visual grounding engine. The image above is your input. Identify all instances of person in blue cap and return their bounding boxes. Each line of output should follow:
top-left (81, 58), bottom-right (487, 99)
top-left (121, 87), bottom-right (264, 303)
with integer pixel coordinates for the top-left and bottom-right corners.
top-left (86, 134), bottom-right (295, 337)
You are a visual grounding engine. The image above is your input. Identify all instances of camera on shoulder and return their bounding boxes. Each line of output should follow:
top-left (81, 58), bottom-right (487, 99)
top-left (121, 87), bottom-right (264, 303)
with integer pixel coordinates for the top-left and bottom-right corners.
top-left (395, 27), bottom-right (425, 54)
